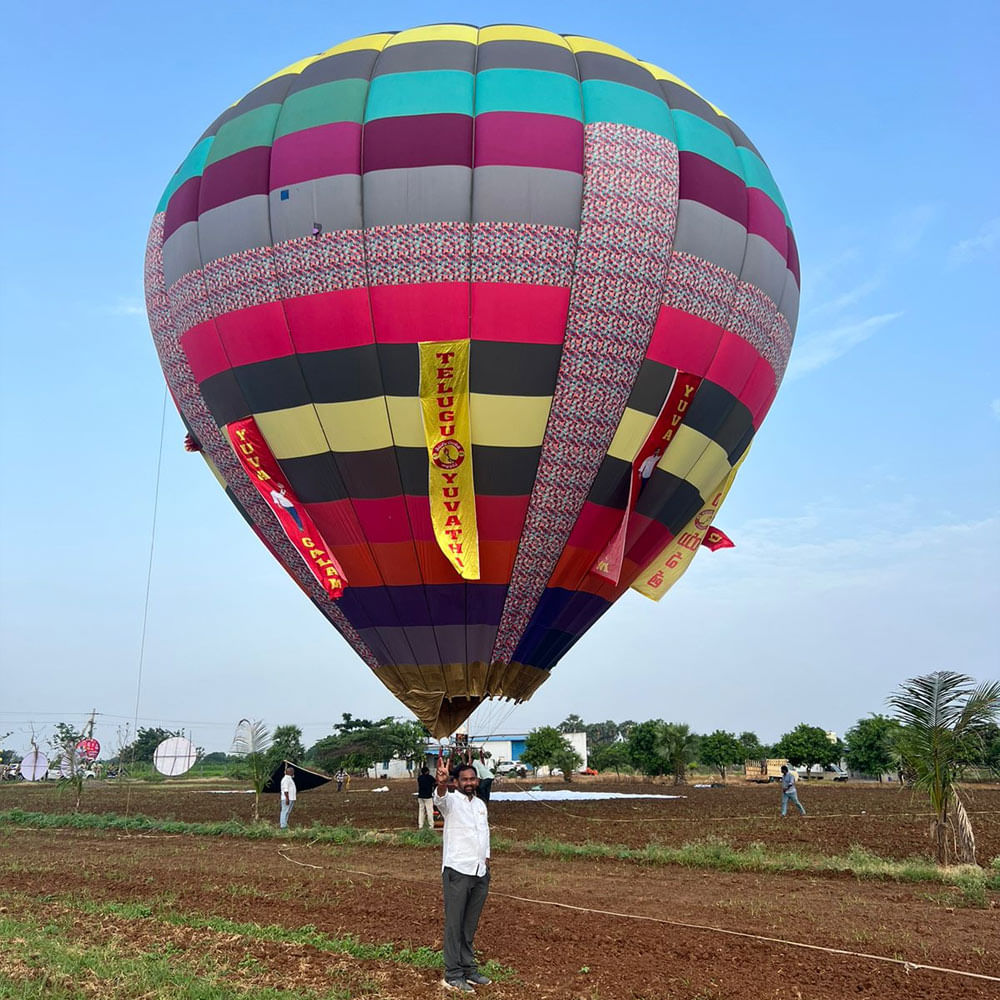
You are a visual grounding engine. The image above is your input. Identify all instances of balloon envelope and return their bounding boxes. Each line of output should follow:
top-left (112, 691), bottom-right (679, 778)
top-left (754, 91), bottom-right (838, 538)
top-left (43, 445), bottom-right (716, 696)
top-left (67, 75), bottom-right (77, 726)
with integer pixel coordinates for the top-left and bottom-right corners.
top-left (145, 25), bottom-right (798, 736)
top-left (153, 736), bottom-right (198, 776)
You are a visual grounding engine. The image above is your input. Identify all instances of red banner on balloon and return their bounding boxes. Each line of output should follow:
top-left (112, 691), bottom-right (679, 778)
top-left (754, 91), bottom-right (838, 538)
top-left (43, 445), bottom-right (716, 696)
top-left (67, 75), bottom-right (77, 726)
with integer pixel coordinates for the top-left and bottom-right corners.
top-left (225, 417), bottom-right (347, 599)
top-left (591, 372), bottom-right (703, 584)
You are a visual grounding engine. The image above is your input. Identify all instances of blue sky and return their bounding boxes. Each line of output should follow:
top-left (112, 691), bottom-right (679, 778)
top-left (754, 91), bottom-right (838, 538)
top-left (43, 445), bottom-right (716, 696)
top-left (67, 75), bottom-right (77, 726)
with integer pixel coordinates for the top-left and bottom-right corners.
top-left (1, 2), bottom-right (997, 758)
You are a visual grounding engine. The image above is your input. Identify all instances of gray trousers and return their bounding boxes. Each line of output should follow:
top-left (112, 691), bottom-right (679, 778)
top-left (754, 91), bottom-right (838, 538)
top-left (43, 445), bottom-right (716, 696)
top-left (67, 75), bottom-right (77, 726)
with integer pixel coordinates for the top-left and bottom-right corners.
top-left (442, 866), bottom-right (489, 980)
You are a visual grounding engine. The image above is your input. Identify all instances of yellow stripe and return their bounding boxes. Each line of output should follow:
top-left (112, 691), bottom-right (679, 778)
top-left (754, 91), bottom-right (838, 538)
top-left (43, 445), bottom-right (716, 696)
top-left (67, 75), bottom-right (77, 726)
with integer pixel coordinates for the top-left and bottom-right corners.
top-left (658, 425), bottom-right (732, 496)
top-left (386, 24), bottom-right (479, 45)
top-left (255, 406), bottom-right (330, 459)
top-left (640, 60), bottom-right (727, 118)
top-left (470, 394), bottom-right (551, 447)
top-left (478, 25), bottom-right (571, 47)
top-left (563, 34), bottom-right (641, 64)
top-left (255, 34), bottom-right (393, 88)
top-left (606, 407), bottom-right (657, 463)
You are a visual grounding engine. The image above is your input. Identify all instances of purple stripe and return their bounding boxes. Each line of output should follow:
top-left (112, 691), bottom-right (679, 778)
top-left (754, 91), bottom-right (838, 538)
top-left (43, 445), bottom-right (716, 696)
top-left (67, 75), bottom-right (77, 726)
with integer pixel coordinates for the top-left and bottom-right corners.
top-left (163, 176), bottom-right (201, 242)
top-left (746, 186), bottom-right (789, 260)
top-left (474, 112), bottom-right (583, 173)
top-left (199, 146), bottom-right (272, 214)
top-left (363, 114), bottom-right (473, 171)
top-left (270, 122), bottom-right (362, 188)
top-left (340, 584), bottom-right (506, 628)
top-left (678, 151), bottom-right (747, 227)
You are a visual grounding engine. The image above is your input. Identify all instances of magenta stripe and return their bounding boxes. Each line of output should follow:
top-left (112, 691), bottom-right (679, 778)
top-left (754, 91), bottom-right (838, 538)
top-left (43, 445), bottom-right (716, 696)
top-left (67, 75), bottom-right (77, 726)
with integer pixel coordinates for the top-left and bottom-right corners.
top-left (678, 151), bottom-right (747, 226)
top-left (786, 228), bottom-right (800, 285)
top-left (474, 112), bottom-right (583, 173)
top-left (163, 176), bottom-right (201, 241)
top-left (363, 114), bottom-right (472, 171)
top-left (200, 146), bottom-right (272, 213)
top-left (746, 187), bottom-right (789, 258)
top-left (270, 122), bottom-right (362, 188)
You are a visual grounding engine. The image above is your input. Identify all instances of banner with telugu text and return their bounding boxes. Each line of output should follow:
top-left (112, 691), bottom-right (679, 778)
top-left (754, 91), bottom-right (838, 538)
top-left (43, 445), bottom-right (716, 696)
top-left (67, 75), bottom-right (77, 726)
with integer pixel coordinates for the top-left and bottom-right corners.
top-left (631, 454), bottom-right (744, 602)
top-left (419, 340), bottom-right (480, 580)
top-left (591, 371), bottom-right (703, 584)
top-left (226, 417), bottom-right (347, 599)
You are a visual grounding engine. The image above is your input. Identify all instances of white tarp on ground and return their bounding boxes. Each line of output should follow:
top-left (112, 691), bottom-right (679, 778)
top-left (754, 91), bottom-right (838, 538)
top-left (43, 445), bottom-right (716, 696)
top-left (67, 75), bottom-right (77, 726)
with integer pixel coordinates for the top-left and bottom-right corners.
top-left (491, 790), bottom-right (684, 801)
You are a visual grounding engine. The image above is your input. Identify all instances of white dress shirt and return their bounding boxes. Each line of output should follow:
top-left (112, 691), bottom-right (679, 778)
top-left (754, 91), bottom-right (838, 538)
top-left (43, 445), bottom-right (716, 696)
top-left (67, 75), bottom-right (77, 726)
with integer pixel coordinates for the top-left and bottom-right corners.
top-left (433, 789), bottom-right (490, 876)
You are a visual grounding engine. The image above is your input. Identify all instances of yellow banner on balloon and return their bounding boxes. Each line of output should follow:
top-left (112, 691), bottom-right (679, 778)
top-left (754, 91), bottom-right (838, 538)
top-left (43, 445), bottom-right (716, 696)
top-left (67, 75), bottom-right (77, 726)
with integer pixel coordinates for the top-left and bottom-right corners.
top-left (419, 340), bottom-right (480, 580)
top-left (631, 454), bottom-right (744, 602)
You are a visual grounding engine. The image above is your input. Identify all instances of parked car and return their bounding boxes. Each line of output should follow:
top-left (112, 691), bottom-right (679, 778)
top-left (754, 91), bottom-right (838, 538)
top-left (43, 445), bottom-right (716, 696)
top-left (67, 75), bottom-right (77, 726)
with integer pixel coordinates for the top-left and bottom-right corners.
top-left (796, 764), bottom-right (849, 781)
top-left (494, 761), bottom-right (527, 777)
top-left (579, 767), bottom-right (598, 776)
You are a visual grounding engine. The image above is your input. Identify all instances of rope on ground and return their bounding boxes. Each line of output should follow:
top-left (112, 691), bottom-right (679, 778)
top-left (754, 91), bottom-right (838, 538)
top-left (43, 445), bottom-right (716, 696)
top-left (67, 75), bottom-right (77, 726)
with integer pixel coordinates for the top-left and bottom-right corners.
top-left (276, 846), bottom-right (1000, 985)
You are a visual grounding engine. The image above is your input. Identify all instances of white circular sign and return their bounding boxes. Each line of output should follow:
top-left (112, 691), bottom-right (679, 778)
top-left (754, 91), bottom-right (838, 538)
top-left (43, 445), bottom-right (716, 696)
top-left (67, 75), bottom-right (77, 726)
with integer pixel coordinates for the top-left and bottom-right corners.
top-left (19, 750), bottom-right (49, 781)
top-left (153, 736), bottom-right (197, 776)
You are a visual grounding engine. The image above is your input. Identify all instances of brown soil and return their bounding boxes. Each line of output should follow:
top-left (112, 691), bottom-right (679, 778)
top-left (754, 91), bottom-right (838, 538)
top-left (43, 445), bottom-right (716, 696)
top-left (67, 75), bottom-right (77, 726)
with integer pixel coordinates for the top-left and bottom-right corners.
top-left (1, 778), bottom-right (998, 999)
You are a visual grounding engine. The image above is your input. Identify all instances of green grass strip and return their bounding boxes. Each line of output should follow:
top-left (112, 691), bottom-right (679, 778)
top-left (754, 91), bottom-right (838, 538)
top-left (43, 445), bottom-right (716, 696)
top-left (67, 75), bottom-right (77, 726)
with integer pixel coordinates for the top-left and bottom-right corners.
top-left (3, 808), bottom-right (997, 897)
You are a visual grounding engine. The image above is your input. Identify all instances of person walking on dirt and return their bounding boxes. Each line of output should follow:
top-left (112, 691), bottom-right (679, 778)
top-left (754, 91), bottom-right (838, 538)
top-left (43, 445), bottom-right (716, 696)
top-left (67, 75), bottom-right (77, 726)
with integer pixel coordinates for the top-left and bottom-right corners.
top-left (279, 765), bottom-right (297, 829)
top-left (335, 768), bottom-right (346, 792)
top-left (780, 765), bottom-right (806, 816)
top-left (434, 756), bottom-right (492, 993)
top-left (417, 764), bottom-right (436, 829)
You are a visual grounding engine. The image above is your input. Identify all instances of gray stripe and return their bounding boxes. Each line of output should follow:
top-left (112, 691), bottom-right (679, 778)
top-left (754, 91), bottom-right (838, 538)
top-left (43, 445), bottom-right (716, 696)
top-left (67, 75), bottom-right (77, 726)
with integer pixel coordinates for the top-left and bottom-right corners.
top-left (472, 165), bottom-right (582, 228)
top-left (373, 39), bottom-right (476, 74)
top-left (658, 81), bottom-right (762, 159)
top-left (199, 76), bottom-right (294, 141)
top-left (270, 176), bottom-right (363, 242)
top-left (741, 233), bottom-right (791, 311)
top-left (197, 195), bottom-right (272, 264)
top-left (363, 166), bottom-right (473, 226)
top-left (286, 49), bottom-right (382, 93)
top-left (574, 51), bottom-right (661, 94)
top-left (161, 221), bottom-right (203, 290)
top-left (673, 199), bottom-right (746, 275)
top-left (476, 39), bottom-right (579, 74)
top-left (777, 269), bottom-right (800, 331)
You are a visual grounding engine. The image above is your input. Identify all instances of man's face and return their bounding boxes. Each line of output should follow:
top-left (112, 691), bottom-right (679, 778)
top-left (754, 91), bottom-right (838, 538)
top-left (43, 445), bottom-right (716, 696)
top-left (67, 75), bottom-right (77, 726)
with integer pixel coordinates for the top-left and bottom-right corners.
top-left (456, 766), bottom-right (479, 798)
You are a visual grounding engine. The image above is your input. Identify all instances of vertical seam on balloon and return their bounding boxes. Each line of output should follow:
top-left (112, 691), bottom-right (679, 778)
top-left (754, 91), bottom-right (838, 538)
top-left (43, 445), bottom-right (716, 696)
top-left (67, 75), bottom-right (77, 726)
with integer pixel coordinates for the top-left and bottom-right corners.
top-left (486, 32), bottom-right (588, 669)
top-left (359, 31), bottom-right (442, 689)
top-left (263, 58), bottom-right (388, 652)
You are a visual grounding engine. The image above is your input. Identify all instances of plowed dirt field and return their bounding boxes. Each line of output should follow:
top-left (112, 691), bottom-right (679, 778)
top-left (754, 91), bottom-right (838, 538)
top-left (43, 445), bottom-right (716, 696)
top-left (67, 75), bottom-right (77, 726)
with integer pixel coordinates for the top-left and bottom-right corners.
top-left (1, 777), bottom-right (997, 999)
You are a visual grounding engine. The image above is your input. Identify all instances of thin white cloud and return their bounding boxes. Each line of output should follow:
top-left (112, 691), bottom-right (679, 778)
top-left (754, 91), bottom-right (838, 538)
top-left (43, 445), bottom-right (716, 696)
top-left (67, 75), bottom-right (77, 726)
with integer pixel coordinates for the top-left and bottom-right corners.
top-left (103, 298), bottom-right (145, 317)
top-left (785, 311), bottom-right (903, 380)
top-left (948, 218), bottom-right (1000, 268)
top-left (802, 277), bottom-right (881, 321)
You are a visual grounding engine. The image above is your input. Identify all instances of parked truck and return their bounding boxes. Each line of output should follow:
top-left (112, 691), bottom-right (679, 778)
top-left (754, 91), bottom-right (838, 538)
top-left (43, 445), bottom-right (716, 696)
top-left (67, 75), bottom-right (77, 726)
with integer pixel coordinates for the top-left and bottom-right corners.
top-left (744, 758), bottom-right (789, 782)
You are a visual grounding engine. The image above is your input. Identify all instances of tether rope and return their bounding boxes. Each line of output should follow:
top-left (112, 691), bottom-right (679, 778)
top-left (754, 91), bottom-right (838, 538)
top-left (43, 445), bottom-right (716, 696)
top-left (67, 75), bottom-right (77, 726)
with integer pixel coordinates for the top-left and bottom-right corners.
top-left (275, 845), bottom-right (1000, 985)
top-left (125, 384), bottom-right (169, 823)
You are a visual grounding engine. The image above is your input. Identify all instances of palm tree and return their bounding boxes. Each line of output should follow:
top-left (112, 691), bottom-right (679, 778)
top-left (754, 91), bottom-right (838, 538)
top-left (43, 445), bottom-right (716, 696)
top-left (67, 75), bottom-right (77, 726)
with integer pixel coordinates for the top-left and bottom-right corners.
top-left (231, 719), bottom-right (273, 822)
top-left (888, 671), bottom-right (1000, 865)
top-left (657, 723), bottom-right (699, 785)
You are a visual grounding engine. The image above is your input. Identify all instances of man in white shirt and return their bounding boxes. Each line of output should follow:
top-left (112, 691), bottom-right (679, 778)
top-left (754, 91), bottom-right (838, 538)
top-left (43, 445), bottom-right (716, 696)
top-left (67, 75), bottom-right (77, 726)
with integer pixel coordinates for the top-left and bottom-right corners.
top-left (434, 756), bottom-right (492, 993)
top-left (279, 765), bottom-right (297, 828)
top-left (779, 764), bottom-right (806, 816)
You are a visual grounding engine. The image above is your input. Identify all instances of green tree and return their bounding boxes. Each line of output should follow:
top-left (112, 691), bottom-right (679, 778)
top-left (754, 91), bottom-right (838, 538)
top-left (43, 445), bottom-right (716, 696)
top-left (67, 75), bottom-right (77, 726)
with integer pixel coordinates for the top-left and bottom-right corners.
top-left (307, 717), bottom-right (426, 773)
top-left (589, 741), bottom-right (632, 777)
top-left (700, 730), bottom-right (743, 780)
top-left (737, 731), bottom-right (765, 761)
top-left (267, 725), bottom-right (306, 772)
top-left (889, 671), bottom-right (1000, 865)
top-left (659, 723), bottom-right (699, 784)
top-left (556, 714), bottom-right (585, 734)
top-left (773, 724), bottom-right (841, 774)
top-left (117, 727), bottom-right (181, 765)
top-left (231, 719), bottom-right (272, 822)
top-left (844, 714), bottom-right (900, 780)
top-left (627, 720), bottom-right (669, 777)
top-left (521, 726), bottom-right (577, 777)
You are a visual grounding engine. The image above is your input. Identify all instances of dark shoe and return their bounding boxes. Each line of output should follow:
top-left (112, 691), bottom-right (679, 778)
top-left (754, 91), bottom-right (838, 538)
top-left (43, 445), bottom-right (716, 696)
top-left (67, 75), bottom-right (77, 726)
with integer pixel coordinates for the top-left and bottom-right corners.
top-left (442, 979), bottom-right (473, 993)
top-left (466, 972), bottom-right (493, 986)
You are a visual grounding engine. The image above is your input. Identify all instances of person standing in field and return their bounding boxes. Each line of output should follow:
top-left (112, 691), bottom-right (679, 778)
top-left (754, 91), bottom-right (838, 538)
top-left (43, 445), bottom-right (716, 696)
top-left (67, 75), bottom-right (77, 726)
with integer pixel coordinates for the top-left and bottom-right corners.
top-left (416, 764), bottom-right (436, 829)
top-left (780, 764), bottom-right (806, 816)
top-left (335, 768), bottom-right (346, 791)
top-left (434, 756), bottom-right (492, 992)
top-left (279, 765), bottom-right (297, 829)
top-left (472, 749), bottom-right (495, 804)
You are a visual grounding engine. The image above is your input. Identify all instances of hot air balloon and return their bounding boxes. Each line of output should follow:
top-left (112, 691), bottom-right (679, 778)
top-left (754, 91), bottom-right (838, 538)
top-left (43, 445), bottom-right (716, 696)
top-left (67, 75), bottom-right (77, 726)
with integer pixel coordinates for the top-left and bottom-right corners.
top-left (145, 25), bottom-right (798, 737)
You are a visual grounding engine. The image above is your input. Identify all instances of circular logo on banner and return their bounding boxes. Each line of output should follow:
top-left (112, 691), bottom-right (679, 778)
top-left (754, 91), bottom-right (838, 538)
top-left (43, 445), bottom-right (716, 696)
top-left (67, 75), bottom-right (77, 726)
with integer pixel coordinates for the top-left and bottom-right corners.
top-left (693, 507), bottom-right (715, 531)
top-left (76, 737), bottom-right (101, 761)
top-left (432, 439), bottom-right (465, 470)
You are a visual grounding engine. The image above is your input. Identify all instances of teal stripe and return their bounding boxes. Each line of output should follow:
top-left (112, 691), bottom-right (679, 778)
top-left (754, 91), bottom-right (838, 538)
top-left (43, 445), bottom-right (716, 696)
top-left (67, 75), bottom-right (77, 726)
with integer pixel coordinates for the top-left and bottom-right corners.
top-left (474, 68), bottom-right (581, 119)
top-left (736, 147), bottom-right (789, 222)
top-left (274, 79), bottom-right (369, 137)
top-left (156, 137), bottom-right (213, 213)
top-left (580, 79), bottom-right (674, 139)
top-left (364, 70), bottom-right (473, 121)
top-left (207, 104), bottom-right (281, 165)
